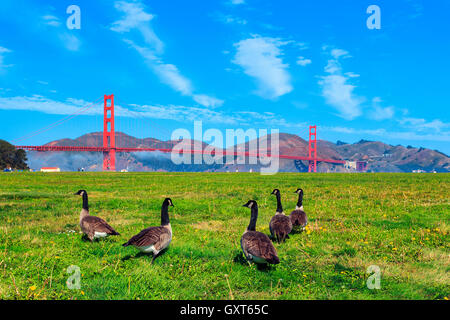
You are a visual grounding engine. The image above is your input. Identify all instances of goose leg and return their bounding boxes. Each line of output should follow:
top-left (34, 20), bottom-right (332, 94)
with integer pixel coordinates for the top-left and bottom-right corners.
top-left (151, 251), bottom-right (161, 264)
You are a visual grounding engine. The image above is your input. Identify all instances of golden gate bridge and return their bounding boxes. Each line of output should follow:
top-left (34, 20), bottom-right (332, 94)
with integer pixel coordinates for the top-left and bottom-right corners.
top-left (13, 94), bottom-right (346, 172)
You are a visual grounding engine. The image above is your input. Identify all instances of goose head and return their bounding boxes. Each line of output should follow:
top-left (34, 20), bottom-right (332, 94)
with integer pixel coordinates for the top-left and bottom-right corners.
top-left (74, 189), bottom-right (87, 196)
top-left (163, 198), bottom-right (175, 207)
top-left (243, 200), bottom-right (257, 208)
top-left (271, 188), bottom-right (280, 196)
top-left (294, 188), bottom-right (303, 194)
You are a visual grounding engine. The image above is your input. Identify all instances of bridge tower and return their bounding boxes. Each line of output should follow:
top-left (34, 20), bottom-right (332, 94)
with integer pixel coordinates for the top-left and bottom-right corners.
top-left (308, 125), bottom-right (317, 173)
top-left (103, 94), bottom-right (116, 171)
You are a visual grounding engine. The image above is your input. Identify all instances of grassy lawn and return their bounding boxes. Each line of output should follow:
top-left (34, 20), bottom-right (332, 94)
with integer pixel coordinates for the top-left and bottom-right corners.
top-left (0, 172), bottom-right (448, 300)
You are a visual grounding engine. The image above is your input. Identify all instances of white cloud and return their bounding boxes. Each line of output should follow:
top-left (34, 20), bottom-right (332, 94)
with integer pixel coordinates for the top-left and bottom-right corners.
top-left (324, 125), bottom-right (450, 142)
top-left (0, 95), bottom-right (231, 124)
top-left (0, 46), bottom-right (12, 70)
top-left (330, 48), bottom-right (351, 59)
top-left (111, 1), bottom-right (163, 53)
top-left (0, 95), bottom-right (99, 116)
top-left (42, 15), bottom-right (61, 27)
top-left (59, 33), bottom-right (81, 51)
top-left (218, 14), bottom-right (247, 25)
top-left (110, 1), bottom-right (153, 32)
top-left (112, 1), bottom-right (222, 107)
top-left (296, 56), bottom-right (311, 66)
top-left (318, 48), bottom-right (364, 120)
top-left (193, 94), bottom-right (224, 108)
top-left (399, 117), bottom-right (450, 132)
top-left (42, 14), bottom-right (81, 51)
top-left (368, 97), bottom-right (395, 120)
top-left (233, 35), bottom-right (293, 99)
top-left (125, 40), bottom-right (193, 95)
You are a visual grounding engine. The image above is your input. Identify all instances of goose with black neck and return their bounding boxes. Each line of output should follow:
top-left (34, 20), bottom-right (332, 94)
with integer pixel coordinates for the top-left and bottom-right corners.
top-left (290, 188), bottom-right (308, 230)
top-left (240, 200), bottom-right (280, 265)
top-left (122, 198), bottom-right (174, 263)
top-left (269, 188), bottom-right (293, 243)
top-left (74, 189), bottom-right (120, 241)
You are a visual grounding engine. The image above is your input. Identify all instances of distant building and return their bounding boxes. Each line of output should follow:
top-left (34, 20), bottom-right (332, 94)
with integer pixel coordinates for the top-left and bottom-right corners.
top-left (40, 167), bottom-right (61, 172)
top-left (344, 161), bottom-right (357, 170)
top-left (356, 161), bottom-right (368, 172)
top-left (412, 169), bottom-right (426, 173)
top-left (344, 160), bottom-right (367, 172)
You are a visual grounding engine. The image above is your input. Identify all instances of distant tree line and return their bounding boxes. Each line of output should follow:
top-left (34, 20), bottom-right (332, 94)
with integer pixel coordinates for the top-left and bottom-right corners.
top-left (0, 140), bottom-right (28, 170)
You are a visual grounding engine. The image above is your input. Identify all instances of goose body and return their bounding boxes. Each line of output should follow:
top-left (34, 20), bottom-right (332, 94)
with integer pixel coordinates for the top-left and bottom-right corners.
top-left (123, 198), bottom-right (174, 262)
top-left (75, 190), bottom-right (120, 241)
top-left (241, 200), bottom-right (279, 265)
top-left (269, 189), bottom-right (293, 243)
top-left (269, 213), bottom-right (292, 243)
top-left (290, 188), bottom-right (308, 228)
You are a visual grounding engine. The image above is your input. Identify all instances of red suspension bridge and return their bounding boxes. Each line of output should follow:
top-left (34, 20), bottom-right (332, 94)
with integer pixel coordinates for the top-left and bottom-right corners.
top-left (14, 94), bottom-right (346, 172)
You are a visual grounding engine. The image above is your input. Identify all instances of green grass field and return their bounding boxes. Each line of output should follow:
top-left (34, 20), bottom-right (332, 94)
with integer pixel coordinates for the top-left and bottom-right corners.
top-left (0, 172), bottom-right (448, 300)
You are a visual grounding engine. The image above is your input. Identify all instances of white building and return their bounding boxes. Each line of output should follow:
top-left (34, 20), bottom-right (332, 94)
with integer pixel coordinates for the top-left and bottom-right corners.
top-left (344, 161), bottom-right (357, 170)
top-left (40, 167), bottom-right (61, 172)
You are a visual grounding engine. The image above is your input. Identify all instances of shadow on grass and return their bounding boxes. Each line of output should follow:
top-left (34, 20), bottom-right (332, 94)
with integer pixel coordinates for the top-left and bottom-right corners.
top-left (269, 233), bottom-right (290, 244)
top-left (233, 251), bottom-right (249, 266)
top-left (121, 248), bottom-right (169, 264)
top-left (232, 251), bottom-right (276, 272)
top-left (290, 227), bottom-right (304, 235)
top-left (80, 234), bottom-right (120, 243)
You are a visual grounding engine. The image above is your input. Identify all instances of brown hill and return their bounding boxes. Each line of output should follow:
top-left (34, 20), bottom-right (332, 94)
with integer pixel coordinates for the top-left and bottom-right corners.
top-left (25, 132), bottom-right (450, 173)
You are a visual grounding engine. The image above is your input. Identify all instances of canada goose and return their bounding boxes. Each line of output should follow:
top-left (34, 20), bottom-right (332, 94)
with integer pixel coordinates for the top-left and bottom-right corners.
top-left (269, 189), bottom-right (293, 243)
top-left (74, 189), bottom-right (120, 241)
top-left (122, 198), bottom-right (174, 263)
top-left (241, 200), bottom-right (279, 265)
top-left (290, 188), bottom-right (308, 229)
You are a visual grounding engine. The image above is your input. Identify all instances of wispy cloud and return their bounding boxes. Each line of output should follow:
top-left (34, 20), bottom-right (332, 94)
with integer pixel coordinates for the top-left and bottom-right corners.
top-left (0, 95), bottom-right (232, 124)
top-left (0, 95), bottom-right (100, 116)
top-left (230, 0), bottom-right (245, 5)
top-left (324, 125), bottom-right (450, 142)
top-left (59, 33), bottom-right (81, 51)
top-left (0, 46), bottom-right (13, 70)
top-left (233, 35), bottom-right (293, 99)
top-left (216, 13), bottom-right (247, 25)
top-left (399, 117), bottom-right (450, 132)
top-left (125, 40), bottom-right (193, 95)
top-left (368, 97), bottom-right (395, 120)
top-left (111, 1), bottom-right (222, 108)
top-left (318, 47), bottom-right (364, 120)
top-left (42, 14), bottom-right (81, 51)
top-left (42, 15), bottom-right (61, 27)
top-left (0, 94), bottom-right (305, 130)
top-left (192, 94), bottom-right (225, 108)
top-left (296, 56), bottom-right (311, 66)
top-left (111, 1), bottom-right (163, 53)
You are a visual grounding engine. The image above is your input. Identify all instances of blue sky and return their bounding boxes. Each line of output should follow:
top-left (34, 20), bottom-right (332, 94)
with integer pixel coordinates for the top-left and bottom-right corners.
top-left (1, 0), bottom-right (449, 153)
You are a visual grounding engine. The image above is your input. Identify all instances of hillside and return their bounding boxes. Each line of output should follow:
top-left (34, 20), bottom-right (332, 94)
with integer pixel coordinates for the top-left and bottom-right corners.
top-left (24, 132), bottom-right (450, 172)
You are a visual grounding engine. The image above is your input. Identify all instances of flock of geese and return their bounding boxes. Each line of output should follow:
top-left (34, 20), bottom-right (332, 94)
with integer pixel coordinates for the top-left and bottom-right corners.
top-left (74, 187), bottom-right (308, 265)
